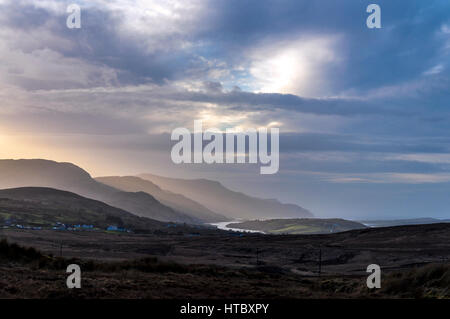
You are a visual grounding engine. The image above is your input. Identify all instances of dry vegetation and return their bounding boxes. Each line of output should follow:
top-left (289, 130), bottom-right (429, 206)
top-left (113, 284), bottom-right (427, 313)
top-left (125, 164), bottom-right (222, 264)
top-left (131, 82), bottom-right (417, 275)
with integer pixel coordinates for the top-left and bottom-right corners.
top-left (0, 237), bottom-right (449, 299)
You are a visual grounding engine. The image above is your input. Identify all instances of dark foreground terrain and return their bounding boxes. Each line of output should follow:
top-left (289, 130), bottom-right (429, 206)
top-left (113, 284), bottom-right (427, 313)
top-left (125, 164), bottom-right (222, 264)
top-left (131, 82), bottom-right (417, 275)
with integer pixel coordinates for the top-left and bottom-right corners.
top-left (1, 223), bottom-right (449, 298)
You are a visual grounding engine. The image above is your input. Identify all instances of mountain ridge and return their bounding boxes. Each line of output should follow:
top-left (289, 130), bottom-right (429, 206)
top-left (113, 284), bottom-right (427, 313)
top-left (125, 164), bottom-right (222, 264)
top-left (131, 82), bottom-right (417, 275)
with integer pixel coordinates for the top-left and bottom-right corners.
top-left (0, 159), bottom-right (198, 224)
top-left (138, 173), bottom-right (313, 220)
top-left (0, 186), bottom-right (165, 231)
top-left (96, 176), bottom-right (229, 223)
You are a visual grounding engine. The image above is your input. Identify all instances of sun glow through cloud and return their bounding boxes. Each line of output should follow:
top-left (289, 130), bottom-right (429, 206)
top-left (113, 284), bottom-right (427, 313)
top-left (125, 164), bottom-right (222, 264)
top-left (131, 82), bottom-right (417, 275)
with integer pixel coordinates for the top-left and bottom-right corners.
top-left (248, 36), bottom-right (341, 96)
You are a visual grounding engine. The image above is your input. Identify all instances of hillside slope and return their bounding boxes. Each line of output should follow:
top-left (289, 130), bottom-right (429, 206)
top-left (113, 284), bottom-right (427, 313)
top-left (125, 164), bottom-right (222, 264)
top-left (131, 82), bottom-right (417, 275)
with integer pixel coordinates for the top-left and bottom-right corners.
top-left (139, 173), bottom-right (313, 220)
top-left (360, 218), bottom-right (450, 227)
top-left (96, 176), bottom-right (229, 223)
top-left (0, 187), bottom-right (165, 231)
top-left (0, 159), bottom-right (197, 224)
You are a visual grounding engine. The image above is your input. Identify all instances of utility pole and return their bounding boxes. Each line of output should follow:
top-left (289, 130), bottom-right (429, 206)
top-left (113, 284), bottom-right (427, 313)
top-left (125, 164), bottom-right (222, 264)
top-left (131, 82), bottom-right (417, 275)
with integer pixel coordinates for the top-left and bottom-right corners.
top-left (318, 247), bottom-right (322, 276)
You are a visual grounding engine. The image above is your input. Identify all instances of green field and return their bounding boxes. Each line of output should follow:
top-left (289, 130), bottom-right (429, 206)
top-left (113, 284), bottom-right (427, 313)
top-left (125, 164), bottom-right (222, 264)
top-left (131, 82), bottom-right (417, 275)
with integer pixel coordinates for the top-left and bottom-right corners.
top-left (227, 218), bottom-right (367, 234)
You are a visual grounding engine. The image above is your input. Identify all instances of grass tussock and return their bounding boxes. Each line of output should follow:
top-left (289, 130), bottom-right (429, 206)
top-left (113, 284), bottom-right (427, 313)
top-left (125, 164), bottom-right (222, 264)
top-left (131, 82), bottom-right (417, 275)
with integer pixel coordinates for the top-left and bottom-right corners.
top-left (0, 238), bottom-right (43, 262)
top-left (379, 263), bottom-right (450, 298)
top-left (0, 238), bottom-right (196, 274)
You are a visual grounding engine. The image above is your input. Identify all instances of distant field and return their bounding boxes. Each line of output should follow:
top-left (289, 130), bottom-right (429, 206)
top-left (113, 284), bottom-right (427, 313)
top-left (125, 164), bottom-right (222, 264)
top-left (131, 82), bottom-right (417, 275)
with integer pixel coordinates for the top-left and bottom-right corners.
top-left (359, 218), bottom-right (450, 228)
top-left (227, 218), bottom-right (367, 235)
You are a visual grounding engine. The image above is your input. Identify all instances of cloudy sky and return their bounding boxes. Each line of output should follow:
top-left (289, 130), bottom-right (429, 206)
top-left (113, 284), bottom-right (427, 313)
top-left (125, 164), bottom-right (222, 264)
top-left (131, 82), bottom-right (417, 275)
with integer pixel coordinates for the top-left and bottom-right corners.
top-left (1, 0), bottom-right (450, 219)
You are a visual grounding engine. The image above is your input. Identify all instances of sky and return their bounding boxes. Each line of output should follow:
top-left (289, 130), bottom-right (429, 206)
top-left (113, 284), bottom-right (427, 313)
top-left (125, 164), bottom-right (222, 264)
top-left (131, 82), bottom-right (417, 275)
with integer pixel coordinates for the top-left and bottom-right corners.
top-left (0, 0), bottom-right (450, 220)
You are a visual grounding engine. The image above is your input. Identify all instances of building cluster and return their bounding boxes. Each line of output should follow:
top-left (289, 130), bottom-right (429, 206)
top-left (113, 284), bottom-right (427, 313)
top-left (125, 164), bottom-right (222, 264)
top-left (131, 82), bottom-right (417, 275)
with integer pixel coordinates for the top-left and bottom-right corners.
top-left (0, 219), bottom-right (131, 233)
top-left (52, 222), bottom-right (95, 231)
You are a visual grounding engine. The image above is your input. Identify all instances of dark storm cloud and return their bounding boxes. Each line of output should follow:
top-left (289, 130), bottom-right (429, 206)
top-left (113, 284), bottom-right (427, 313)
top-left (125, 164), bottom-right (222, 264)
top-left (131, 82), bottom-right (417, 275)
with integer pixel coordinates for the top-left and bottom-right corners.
top-left (279, 133), bottom-right (450, 154)
top-left (167, 89), bottom-right (407, 116)
top-left (1, 0), bottom-right (449, 94)
top-left (0, 0), bottom-right (53, 30)
top-left (201, 0), bottom-right (450, 93)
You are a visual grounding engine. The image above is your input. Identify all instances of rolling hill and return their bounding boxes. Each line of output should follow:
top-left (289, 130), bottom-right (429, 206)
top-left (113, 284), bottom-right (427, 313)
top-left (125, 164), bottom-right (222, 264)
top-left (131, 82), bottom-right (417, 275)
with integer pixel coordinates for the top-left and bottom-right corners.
top-left (226, 218), bottom-right (367, 234)
top-left (139, 173), bottom-right (313, 220)
top-left (0, 159), bottom-right (198, 224)
top-left (359, 218), bottom-right (450, 227)
top-left (96, 176), bottom-right (229, 223)
top-left (0, 187), bottom-right (165, 231)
